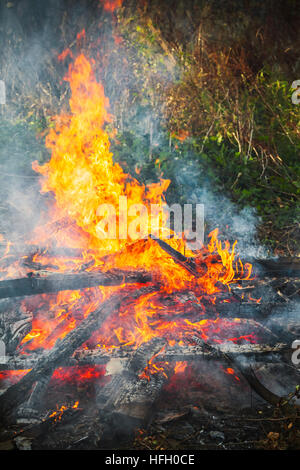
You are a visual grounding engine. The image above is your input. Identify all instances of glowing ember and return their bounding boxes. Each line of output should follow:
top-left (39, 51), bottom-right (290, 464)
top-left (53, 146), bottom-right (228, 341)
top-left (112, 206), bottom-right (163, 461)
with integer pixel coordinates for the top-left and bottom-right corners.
top-left (0, 370), bottom-right (31, 388)
top-left (174, 361), bottom-right (188, 374)
top-left (0, 51), bottom-right (257, 387)
top-left (222, 366), bottom-right (241, 382)
top-left (49, 401), bottom-right (79, 422)
top-left (51, 365), bottom-right (107, 384)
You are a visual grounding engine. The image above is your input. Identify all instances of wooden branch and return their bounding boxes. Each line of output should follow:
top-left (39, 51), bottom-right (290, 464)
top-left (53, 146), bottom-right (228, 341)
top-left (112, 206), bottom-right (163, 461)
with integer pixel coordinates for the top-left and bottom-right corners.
top-left (0, 269), bottom-right (152, 300)
top-left (150, 235), bottom-right (300, 278)
top-left (236, 362), bottom-right (300, 414)
top-left (255, 257), bottom-right (300, 277)
top-left (149, 234), bottom-right (201, 277)
top-left (190, 334), bottom-right (300, 413)
top-left (96, 337), bottom-right (168, 441)
top-left (16, 373), bottom-right (53, 421)
top-left (98, 338), bottom-right (166, 412)
top-left (0, 342), bottom-right (289, 370)
top-left (0, 287), bottom-right (153, 419)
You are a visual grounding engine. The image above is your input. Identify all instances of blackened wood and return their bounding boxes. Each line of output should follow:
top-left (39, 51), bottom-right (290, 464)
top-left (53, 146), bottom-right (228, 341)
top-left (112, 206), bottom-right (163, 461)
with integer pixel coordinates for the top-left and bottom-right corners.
top-left (97, 338), bottom-right (166, 412)
top-left (16, 373), bottom-right (53, 421)
top-left (0, 342), bottom-right (289, 370)
top-left (73, 341), bottom-right (288, 367)
top-left (149, 234), bottom-right (202, 277)
top-left (0, 287), bottom-right (153, 418)
top-left (0, 270), bottom-right (152, 300)
top-left (204, 301), bottom-right (279, 317)
top-left (97, 338), bottom-right (168, 441)
top-left (0, 243), bottom-right (83, 258)
top-left (150, 235), bottom-right (300, 278)
top-left (255, 257), bottom-right (300, 277)
top-left (236, 362), bottom-right (300, 413)
top-left (0, 245), bottom-right (84, 270)
top-left (190, 334), bottom-right (300, 412)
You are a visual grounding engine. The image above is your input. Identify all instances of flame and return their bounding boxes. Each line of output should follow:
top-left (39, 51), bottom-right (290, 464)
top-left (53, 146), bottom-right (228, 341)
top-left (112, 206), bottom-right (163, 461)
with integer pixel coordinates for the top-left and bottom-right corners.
top-left (58, 48), bottom-right (73, 62)
top-left (77, 29), bottom-right (86, 43)
top-left (0, 52), bottom-right (256, 386)
top-left (100, 0), bottom-right (123, 13)
top-left (49, 401), bottom-right (79, 421)
top-left (32, 54), bottom-right (173, 265)
top-left (51, 365), bottom-right (107, 384)
top-left (174, 361), bottom-right (187, 374)
top-left (222, 366), bottom-right (240, 382)
top-left (248, 294), bottom-right (262, 304)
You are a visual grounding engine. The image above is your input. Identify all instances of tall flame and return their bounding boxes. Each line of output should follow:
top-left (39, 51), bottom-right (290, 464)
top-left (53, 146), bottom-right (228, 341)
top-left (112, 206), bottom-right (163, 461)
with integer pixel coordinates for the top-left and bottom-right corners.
top-left (33, 55), bottom-right (170, 256)
top-left (1, 52), bottom-right (256, 385)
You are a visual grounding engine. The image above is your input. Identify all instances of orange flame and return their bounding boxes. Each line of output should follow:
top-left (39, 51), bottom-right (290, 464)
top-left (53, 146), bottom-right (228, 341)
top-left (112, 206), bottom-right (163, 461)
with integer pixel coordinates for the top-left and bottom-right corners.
top-left (0, 52), bottom-right (256, 385)
top-left (100, 0), bottom-right (123, 13)
top-left (174, 361), bottom-right (187, 374)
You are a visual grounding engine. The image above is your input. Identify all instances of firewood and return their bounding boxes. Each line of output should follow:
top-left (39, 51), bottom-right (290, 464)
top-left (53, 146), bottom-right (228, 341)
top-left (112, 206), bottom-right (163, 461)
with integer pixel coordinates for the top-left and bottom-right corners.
top-left (0, 269), bottom-right (152, 301)
top-left (149, 234), bottom-right (201, 276)
top-left (236, 362), bottom-right (300, 414)
top-left (150, 235), bottom-right (300, 278)
top-left (0, 341), bottom-right (289, 370)
top-left (97, 338), bottom-right (166, 412)
top-left (0, 245), bottom-right (85, 271)
top-left (255, 257), bottom-right (300, 277)
top-left (96, 337), bottom-right (168, 442)
top-left (0, 287), bottom-right (154, 419)
top-left (16, 373), bottom-right (53, 422)
top-left (190, 334), bottom-right (300, 413)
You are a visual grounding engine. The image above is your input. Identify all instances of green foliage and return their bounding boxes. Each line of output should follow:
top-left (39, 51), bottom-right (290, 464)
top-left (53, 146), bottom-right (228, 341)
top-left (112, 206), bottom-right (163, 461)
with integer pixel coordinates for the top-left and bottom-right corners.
top-left (114, 4), bottom-right (300, 254)
top-left (1, 0), bottom-right (298, 255)
top-left (0, 120), bottom-right (46, 174)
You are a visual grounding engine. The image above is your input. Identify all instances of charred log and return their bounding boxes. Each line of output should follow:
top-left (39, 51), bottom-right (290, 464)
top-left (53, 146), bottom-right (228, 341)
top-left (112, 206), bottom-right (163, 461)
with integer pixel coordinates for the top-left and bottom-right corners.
top-left (96, 337), bottom-right (168, 443)
top-left (149, 235), bottom-right (300, 278)
top-left (190, 334), bottom-right (300, 413)
top-left (0, 287), bottom-right (153, 420)
top-left (255, 258), bottom-right (300, 278)
top-left (0, 270), bottom-right (152, 300)
top-left (236, 362), bottom-right (300, 414)
top-left (16, 373), bottom-right (53, 423)
top-left (149, 234), bottom-right (201, 276)
top-left (0, 342), bottom-right (289, 370)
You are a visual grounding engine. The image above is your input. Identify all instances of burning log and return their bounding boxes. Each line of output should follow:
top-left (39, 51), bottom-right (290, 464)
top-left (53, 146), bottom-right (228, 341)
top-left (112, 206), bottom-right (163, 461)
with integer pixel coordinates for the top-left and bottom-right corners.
top-left (96, 337), bottom-right (168, 442)
top-left (0, 243), bottom-right (86, 272)
top-left (149, 235), bottom-right (201, 276)
top-left (16, 373), bottom-right (53, 423)
top-left (0, 287), bottom-right (154, 420)
top-left (0, 269), bottom-right (152, 301)
top-left (0, 242), bottom-right (83, 257)
top-left (0, 342), bottom-right (288, 371)
top-left (150, 235), bottom-right (300, 279)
